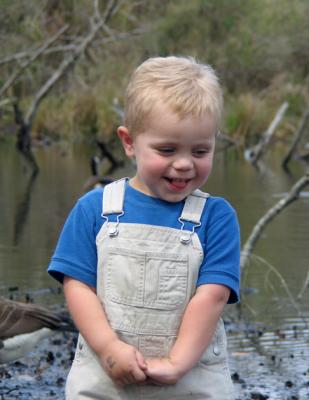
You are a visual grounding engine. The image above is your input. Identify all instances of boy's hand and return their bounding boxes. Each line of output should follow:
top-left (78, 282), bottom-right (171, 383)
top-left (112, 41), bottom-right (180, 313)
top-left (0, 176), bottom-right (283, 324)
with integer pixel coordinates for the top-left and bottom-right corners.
top-left (99, 339), bottom-right (147, 387)
top-left (145, 357), bottom-right (183, 385)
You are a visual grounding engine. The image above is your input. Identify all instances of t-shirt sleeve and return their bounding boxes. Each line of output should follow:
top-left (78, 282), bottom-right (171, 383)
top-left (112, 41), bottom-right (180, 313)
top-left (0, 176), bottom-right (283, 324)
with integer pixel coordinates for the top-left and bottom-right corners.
top-left (196, 200), bottom-right (241, 304)
top-left (47, 197), bottom-right (98, 288)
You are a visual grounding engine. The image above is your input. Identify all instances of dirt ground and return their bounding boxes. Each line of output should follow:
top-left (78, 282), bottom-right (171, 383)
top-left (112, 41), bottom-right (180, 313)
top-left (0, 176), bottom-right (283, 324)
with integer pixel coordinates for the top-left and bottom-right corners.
top-left (0, 328), bottom-right (308, 400)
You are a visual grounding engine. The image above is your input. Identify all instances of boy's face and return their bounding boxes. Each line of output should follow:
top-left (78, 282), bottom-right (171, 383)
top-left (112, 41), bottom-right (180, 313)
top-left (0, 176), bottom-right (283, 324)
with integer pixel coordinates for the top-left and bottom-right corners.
top-left (118, 105), bottom-right (216, 202)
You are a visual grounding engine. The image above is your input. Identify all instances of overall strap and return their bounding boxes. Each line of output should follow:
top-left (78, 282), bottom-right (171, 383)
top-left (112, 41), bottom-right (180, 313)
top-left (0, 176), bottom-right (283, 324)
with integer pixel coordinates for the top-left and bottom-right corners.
top-left (102, 178), bottom-right (126, 215)
top-left (180, 189), bottom-right (210, 224)
top-left (102, 181), bottom-right (209, 222)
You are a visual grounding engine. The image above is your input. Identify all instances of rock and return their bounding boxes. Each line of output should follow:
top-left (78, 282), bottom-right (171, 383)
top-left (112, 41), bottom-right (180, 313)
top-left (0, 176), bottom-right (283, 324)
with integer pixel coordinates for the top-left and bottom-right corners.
top-left (250, 392), bottom-right (269, 399)
top-left (231, 372), bottom-right (246, 384)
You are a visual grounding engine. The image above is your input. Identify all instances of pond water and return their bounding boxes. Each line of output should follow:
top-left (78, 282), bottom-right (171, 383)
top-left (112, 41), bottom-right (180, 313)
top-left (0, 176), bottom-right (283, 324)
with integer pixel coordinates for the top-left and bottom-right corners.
top-left (0, 138), bottom-right (308, 399)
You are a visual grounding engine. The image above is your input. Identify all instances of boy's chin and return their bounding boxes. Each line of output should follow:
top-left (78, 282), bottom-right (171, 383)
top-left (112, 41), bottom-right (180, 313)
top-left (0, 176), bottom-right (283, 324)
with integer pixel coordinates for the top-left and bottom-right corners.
top-left (159, 191), bottom-right (191, 203)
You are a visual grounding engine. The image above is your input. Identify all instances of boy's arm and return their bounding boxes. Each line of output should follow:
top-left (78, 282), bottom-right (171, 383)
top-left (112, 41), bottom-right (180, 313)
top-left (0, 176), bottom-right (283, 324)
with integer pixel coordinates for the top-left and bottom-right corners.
top-left (146, 284), bottom-right (230, 384)
top-left (63, 276), bottom-right (147, 386)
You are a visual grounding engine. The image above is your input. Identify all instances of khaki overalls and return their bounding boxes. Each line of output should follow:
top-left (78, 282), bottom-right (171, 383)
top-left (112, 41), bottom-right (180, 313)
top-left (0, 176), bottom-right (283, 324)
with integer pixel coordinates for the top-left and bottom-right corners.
top-left (66, 179), bottom-right (234, 399)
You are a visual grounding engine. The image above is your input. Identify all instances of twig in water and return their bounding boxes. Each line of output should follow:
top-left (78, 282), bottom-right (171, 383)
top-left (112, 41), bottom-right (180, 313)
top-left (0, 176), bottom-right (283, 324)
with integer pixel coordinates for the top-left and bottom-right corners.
top-left (241, 172), bottom-right (309, 271)
top-left (246, 253), bottom-right (302, 317)
top-left (297, 270), bottom-right (309, 300)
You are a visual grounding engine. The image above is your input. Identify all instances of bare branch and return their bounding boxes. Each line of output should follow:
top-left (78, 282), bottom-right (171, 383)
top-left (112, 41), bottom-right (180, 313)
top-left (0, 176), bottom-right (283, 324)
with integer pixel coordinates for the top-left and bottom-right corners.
top-left (0, 43), bottom-right (83, 66)
top-left (244, 102), bottom-right (289, 165)
top-left (0, 27), bottom-right (146, 67)
top-left (94, 26), bottom-right (149, 47)
top-left (101, 0), bottom-right (120, 22)
top-left (282, 106), bottom-right (309, 170)
top-left (25, 0), bottom-right (119, 128)
top-left (217, 130), bottom-right (240, 147)
top-left (93, 0), bottom-right (101, 21)
top-left (241, 171), bottom-right (309, 270)
top-left (0, 14), bottom-right (118, 66)
top-left (92, 0), bottom-right (120, 40)
top-left (0, 24), bottom-right (69, 98)
top-left (0, 49), bottom-right (38, 66)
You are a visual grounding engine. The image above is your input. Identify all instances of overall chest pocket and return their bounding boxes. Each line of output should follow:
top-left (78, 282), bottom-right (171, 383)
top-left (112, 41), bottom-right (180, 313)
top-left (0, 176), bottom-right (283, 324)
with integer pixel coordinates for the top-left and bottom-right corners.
top-left (103, 247), bottom-right (189, 310)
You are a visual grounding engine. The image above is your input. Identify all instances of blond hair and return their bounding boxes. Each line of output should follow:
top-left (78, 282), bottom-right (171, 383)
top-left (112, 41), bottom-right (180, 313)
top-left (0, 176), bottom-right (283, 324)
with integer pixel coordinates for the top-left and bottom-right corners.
top-left (124, 56), bottom-right (223, 134)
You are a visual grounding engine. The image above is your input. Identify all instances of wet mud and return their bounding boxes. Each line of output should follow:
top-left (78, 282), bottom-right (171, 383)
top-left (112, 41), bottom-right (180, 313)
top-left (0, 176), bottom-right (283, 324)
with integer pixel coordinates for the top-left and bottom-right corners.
top-left (0, 332), bottom-right (76, 400)
top-left (227, 318), bottom-right (309, 400)
top-left (1, 320), bottom-right (308, 400)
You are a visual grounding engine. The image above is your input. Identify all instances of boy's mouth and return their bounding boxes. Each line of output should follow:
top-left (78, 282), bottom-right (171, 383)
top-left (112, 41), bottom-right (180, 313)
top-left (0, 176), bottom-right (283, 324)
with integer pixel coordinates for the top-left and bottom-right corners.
top-left (164, 177), bottom-right (191, 190)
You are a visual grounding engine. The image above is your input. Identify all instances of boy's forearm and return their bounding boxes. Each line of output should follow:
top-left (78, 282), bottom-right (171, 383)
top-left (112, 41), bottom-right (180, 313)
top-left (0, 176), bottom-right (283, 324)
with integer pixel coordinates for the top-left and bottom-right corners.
top-left (63, 277), bottom-right (148, 386)
top-left (169, 284), bottom-right (230, 378)
top-left (63, 276), bottom-right (117, 357)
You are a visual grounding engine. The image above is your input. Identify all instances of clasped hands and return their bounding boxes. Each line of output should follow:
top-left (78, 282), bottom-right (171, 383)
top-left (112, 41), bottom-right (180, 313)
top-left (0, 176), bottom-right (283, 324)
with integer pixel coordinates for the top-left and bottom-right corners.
top-left (100, 339), bottom-right (183, 387)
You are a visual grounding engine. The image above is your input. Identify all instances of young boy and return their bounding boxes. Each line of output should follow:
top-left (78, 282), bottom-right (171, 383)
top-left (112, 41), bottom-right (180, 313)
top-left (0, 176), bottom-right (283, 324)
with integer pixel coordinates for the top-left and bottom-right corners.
top-left (48, 56), bottom-right (240, 399)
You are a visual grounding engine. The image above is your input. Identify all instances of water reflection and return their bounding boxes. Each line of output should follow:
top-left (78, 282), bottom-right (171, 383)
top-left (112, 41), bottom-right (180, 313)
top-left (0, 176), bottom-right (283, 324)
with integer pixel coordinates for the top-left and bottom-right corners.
top-left (13, 170), bottom-right (38, 246)
top-left (1, 139), bottom-right (309, 326)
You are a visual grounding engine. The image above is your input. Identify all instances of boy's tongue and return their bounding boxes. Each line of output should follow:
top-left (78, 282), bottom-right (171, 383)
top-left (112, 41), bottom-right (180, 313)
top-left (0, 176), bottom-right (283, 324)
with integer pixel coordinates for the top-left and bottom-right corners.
top-left (167, 178), bottom-right (187, 190)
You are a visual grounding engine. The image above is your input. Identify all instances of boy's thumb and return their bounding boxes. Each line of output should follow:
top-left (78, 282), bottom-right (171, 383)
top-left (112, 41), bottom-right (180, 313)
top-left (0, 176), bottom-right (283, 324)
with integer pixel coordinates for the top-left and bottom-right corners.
top-left (135, 350), bottom-right (147, 370)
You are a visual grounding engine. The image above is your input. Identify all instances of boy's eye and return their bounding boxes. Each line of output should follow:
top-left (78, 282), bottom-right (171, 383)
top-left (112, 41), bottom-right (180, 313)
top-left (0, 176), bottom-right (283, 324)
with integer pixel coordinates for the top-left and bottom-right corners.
top-left (157, 147), bottom-right (175, 154)
top-left (193, 149), bottom-right (209, 157)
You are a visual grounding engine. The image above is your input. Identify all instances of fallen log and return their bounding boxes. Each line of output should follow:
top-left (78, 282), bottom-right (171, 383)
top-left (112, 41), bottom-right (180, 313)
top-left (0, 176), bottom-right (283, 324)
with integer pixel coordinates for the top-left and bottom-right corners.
top-left (282, 106), bottom-right (309, 171)
top-left (244, 102), bottom-right (289, 166)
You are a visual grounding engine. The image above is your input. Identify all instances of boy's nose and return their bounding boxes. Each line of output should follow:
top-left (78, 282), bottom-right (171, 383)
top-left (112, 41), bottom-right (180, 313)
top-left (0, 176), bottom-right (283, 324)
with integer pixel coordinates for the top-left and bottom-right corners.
top-left (173, 156), bottom-right (193, 170)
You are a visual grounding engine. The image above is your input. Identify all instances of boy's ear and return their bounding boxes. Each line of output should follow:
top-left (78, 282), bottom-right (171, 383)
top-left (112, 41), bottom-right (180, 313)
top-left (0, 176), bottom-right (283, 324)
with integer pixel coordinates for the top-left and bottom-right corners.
top-left (117, 126), bottom-right (135, 157)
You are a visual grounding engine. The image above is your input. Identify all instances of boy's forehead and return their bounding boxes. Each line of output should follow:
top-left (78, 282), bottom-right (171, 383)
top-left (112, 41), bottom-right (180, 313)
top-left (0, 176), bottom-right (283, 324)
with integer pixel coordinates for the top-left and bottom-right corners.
top-left (147, 104), bottom-right (217, 130)
top-left (137, 111), bottom-right (217, 143)
top-left (129, 101), bottom-right (218, 137)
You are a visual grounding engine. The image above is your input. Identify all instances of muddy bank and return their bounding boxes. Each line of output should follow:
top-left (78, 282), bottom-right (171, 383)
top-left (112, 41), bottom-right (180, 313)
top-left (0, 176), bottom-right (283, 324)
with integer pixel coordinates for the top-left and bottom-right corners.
top-left (0, 332), bottom-right (75, 400)
top-left (1, 323), bottom-right (308, 400)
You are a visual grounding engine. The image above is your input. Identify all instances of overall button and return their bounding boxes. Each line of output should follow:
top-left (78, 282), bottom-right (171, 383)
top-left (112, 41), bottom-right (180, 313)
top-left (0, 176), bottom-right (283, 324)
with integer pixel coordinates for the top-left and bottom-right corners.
top-left (108, 226), bottom-right (118, 237)
top-left (213, 345), bottom-right (220, 356)
top-left (180, 234), bottom-right (191, 244)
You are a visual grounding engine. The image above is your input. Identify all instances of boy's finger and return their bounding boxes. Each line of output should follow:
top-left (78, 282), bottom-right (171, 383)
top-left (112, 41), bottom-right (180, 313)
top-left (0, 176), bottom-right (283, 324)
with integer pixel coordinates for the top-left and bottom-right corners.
top-left (131, 367), bottom-right (147, 383)
top-left (135, 350), bottom-right (147, 370)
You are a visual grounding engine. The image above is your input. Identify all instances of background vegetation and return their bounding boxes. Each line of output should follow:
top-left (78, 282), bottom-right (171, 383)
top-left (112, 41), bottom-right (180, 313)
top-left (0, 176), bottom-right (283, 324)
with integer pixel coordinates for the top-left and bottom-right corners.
top-left (1, 0), bottom-right (309, 148)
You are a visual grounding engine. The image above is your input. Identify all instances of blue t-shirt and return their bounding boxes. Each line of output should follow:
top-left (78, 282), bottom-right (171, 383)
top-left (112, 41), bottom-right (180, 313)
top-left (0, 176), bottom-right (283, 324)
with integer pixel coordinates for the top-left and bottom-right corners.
top-left (48, 183), bottom-right (240, 303)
